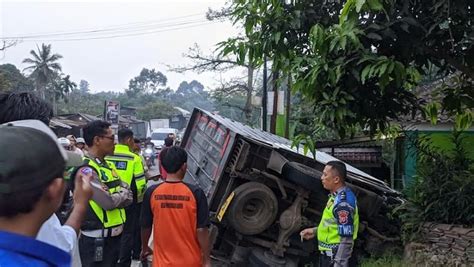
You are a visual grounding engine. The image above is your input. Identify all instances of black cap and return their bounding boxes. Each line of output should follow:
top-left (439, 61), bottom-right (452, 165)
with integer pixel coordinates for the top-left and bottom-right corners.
top-left (0, 120), bottom-right (82, 194)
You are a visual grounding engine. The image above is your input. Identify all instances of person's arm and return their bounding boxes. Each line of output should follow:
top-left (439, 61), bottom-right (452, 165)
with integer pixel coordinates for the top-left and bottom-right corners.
top-left (300, 227), bottom-right (317, 240)
top-left (140, 227), bottom-right (153, 261)
top-left (140, 185), bottom-right (157, 260)
top-left (197, 228), bottom-right (211, 267)
top-left (332, 201), bottom-right (356, 267)
top-left (65, 172), bottom-right (93, 234)
top-left (133, 155), bottom-right (147, 202)
top-left (77, 167), bottom-right (132, 210)
top-left (193, 187), bottom-right (211, 266)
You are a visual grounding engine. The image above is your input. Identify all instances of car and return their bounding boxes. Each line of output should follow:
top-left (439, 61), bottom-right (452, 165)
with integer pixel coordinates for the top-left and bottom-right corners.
top-left (150, 128), bottom-right (178, 150)
top-left (181, 108), bottom-right (404, 266)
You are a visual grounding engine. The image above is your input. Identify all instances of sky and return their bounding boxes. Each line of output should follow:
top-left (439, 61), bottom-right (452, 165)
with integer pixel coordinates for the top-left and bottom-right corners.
top-left (0, 0), bottom-right (240, 93)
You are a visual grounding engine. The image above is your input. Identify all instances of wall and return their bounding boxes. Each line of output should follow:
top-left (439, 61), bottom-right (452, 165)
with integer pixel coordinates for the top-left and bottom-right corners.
top-left (405, 223), bottom-right (474, 266)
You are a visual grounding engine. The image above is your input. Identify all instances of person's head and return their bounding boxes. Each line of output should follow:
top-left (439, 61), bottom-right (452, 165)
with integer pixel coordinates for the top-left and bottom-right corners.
top-left (161, 146), bottom-right (187, 178)
top-left (164, 136), bottom-right (174, 147)
top-left (0, 120), bottom-right (81, 225)
top-left (83, 120), bottom-right (114, 156)
top-left (66, 135), bottom-right (77, 147)
top-left (58, 137), bottom-right (72, 151)
top-left (76, 137), bottom-right (86, 150)
top-left (321, 161), bottom-right (347, 193)
top-left (118, 128), bottom-right (134, 149)
top-left (0, 92), bottom-right (53, 124)
top-left (133, 138), bottom-right (141, 153)
top-left (167, 133), bottom-right (176, 140)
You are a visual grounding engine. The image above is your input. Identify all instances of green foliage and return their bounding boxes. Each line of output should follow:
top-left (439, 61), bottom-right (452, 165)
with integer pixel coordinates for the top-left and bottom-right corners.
top-left (23, 43), bottom-right (63, 99)
top-left (79, 80), bottom-right (90, 94)
top-left (219, 0), bottom-right (474, 138)
top-left (0, 64), bottom-right (34, 92)
top-left (136, 101), bottom-right (178, 121)
top-left (291, 133), bottom-right (316, 160)
top-left (126, 68), bottom-right (167, 97)
top-left (360, 252), bottom-right (404, 267)
top-left (395, 130), bottom-right (474, 241)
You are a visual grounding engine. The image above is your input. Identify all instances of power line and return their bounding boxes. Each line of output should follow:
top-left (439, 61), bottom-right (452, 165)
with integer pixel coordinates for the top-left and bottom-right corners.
top-left (16, 21), bottom-right (216, 42)
top-left (1, 12), bottom-right (207, 40)
top-left (4, 19), bottom-right (208, 40)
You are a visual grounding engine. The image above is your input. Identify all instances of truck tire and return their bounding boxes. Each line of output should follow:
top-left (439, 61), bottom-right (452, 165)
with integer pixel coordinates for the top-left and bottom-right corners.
top-left (226, 182), bottom-right (278, 235)
top-left (281, 162), bottom-right (323, 192)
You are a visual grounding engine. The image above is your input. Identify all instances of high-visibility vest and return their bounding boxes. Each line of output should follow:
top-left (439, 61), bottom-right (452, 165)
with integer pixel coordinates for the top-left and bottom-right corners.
top-left (317, 187), bottom-right (359, 251)
top-left (82, 157), bottom-right (126, 229)
top-left (106, 144), bottom-right (147, 203)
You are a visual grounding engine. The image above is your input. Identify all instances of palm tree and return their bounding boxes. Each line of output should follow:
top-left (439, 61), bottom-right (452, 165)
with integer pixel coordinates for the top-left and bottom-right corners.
top-left (23, 43), bottom-right (62, 99)
top-left (50, 74), bottom-right (76, 115)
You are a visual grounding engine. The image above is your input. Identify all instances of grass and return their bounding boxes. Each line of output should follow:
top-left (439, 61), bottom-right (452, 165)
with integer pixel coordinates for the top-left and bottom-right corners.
top-left (359, 254), bottom-right (405, 267)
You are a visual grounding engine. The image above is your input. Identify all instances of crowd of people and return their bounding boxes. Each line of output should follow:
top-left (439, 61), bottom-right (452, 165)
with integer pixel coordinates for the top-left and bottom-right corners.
top-left (0, 92), bottom-right (211, 267)
top-left (0, 92), bottom-right (358, 267)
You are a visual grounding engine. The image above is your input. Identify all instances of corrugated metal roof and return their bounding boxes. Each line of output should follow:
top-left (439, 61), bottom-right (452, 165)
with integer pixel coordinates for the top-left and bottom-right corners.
top-left (195, 108), bottom-right (387, 187)
top-left (50, 119), bottom-right (72, 129)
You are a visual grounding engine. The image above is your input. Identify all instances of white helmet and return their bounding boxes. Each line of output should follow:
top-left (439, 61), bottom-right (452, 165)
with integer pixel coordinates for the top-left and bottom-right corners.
top-left (58, 137), bottom-right (71, 147)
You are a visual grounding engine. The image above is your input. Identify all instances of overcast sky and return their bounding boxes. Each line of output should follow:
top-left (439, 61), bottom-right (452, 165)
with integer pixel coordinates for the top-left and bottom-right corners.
top-left (0, 0), bottom-right (240, 93)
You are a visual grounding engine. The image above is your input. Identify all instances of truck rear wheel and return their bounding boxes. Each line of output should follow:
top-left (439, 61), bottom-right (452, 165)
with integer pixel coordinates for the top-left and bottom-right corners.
top-left (226, 182), bottom-right (278, 235)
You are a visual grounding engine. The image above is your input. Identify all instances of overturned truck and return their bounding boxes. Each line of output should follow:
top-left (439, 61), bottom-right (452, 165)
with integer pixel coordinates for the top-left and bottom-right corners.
top-left (181, 108), bottom-right (403, 266)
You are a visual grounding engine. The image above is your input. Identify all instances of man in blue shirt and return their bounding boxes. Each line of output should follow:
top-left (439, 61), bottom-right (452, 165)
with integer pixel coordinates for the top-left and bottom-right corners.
top-left (0, 120), bottom-right (88, 266)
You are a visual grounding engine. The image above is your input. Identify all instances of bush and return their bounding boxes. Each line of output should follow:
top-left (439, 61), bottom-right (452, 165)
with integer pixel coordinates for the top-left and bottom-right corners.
top-left (395, 130), bottom-right (474, 241)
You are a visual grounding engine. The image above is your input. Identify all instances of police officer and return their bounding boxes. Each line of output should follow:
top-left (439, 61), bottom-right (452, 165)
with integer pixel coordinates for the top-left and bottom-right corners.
top-left (76, 120), bottom-right (132, 267)
top-left (300, 161), bottom-right (359, 267)
top-left (106, 129), bottom-right (147, 267)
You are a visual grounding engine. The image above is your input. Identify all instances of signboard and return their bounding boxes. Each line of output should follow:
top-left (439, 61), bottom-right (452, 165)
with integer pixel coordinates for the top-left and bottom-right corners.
top-left (104, 100), bottom-right (120, 126)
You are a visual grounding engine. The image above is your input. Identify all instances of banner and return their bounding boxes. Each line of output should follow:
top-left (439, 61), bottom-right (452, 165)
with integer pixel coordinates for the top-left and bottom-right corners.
top-left (104, 100), bottom-right (120, 126)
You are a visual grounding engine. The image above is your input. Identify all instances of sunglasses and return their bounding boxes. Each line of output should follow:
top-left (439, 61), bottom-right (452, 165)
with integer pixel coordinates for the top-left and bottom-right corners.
top-left (100, 135), bottom-right (115, 141)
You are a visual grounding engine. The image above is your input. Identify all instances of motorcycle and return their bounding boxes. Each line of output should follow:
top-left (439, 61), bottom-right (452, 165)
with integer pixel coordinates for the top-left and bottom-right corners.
top-left (142, 145), bottom-right (155, 168)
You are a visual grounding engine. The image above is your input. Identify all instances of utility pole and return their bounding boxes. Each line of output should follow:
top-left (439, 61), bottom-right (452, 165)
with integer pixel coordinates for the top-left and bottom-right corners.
top-left (270, 71), bottom-right (279, 134)
top-left (285, 75), bottom-right (291, 138)
top-left (262, 56), bottom-right (268, 131)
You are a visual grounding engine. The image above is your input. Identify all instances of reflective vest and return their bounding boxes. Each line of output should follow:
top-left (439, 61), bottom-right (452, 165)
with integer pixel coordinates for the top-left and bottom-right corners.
top-left (317, 187), bottom-right (359, 251)
top-left (83, 157), bottom-right (126, 229)
top-left (106, 144), bottom-right (147, 203)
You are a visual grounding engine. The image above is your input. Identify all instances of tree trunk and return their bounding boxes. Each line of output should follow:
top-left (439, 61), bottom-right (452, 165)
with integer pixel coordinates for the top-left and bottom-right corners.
top-left (244, 66), bottom-right (254, 124)
top-left (52, 94), bottom-right (57, 116)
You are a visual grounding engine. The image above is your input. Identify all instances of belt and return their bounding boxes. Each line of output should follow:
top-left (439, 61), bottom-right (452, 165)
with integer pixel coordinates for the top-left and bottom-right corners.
top-left (321, 250), bottom-right (334, 257)
top-left (81, 224), bottom-right (124, 238)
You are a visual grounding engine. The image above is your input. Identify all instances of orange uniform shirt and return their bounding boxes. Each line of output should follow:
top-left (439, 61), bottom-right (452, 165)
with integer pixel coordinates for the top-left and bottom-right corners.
top-left (141, 181), bottom-right (210, 267)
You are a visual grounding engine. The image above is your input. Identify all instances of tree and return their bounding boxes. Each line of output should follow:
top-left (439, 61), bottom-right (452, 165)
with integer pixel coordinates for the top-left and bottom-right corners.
top-left (126, 68), bottom-right (167, 97)
top-left (219, 0), bottom-right (473, 138)
top-left (0, 64), bottom-right (34, 92)
top-left (171, 80), bottom-right (214, 112)
top-left (23, 43), bottom-right (63, 100)
top-left (49, 74), bottom-right (77, 115)
top-left (0, 40), bottom-right (17, 51)
top-left (172, 43), bottom-right (258, 124)
top-left (136, 101), bottom-right (178, 121)
top-left (79, 80), bottom-right (90, 94)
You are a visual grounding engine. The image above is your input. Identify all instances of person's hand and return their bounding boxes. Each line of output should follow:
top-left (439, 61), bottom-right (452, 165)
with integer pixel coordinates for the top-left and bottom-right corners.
top-left (300, 227), bottom-right (316, 241)
top-left (202, 257), bottom-right (211, 267)
top-left (73, 171), bottom-right (93, 206)
top-left (140, 246), bottom-right (153, 261)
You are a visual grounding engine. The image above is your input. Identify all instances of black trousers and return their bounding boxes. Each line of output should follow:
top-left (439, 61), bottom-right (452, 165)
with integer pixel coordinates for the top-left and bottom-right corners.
top-left (79, 234), bottom-right (121, 267)
top-left (117, 203), bottom-right (142, 267)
